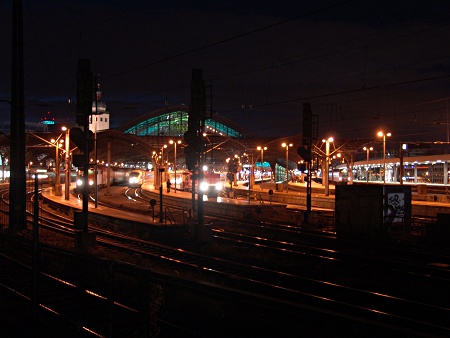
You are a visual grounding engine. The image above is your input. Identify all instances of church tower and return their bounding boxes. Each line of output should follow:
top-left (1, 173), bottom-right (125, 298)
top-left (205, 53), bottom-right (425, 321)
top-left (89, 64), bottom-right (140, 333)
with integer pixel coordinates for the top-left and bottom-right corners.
top-left (90, 83), bottom-right (110, 132)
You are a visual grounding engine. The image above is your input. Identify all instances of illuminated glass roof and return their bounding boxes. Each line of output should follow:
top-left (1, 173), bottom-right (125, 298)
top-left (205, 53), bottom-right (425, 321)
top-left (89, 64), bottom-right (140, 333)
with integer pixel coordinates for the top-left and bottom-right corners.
top-left (122, 106), bottom-right (246, 138)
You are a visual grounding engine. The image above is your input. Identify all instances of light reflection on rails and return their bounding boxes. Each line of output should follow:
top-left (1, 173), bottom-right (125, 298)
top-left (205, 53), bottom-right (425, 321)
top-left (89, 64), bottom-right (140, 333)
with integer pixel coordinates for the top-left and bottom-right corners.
top-left (3, 187), bottom-right (449, 336)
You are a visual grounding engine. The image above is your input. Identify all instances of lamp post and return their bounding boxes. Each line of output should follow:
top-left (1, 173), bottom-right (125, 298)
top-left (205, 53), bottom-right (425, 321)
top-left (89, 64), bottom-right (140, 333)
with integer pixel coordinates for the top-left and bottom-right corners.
top-left (159, 144), bottom-right (167, 189)
top-left (62, 126), bottom-right (70, 200)
top-left (322, 137), bottom-right (333, 196)
top-left (169, 140), bottom-right (181, 193)
top-left (160, 144), bottom-right (167, 170)
top-left (159, 144), bottom-right (167, 223)
top-left (151, 151), bottom-right (157, 189)
top-left (363, 146), bottom-right (373, 183)
top-left (51, 136), bottom-right (64, 196)
top-left (27, 161), bottom-right (32, 181)
top-left (257, 146), bottom-right (267, 180)
top-left (282, 143), bottom-right (293, 192)
top-left (377, 131), bottom-right (391, 183)
top-left (257, 146), bottom-right (267, 164)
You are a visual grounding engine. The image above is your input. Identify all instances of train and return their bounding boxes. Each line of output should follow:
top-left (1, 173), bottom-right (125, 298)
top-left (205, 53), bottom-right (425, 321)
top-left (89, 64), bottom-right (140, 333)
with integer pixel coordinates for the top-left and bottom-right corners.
top-left (75, 166), bottom-right (135, 192)
top-left (167, 170), bottom-right (191, 191)
top-left (128, 169), bottom-right (152, 188)
top-left (168, 169), bottom-right (224, 197)
top-left (199, 172), bottom-right (224, 197)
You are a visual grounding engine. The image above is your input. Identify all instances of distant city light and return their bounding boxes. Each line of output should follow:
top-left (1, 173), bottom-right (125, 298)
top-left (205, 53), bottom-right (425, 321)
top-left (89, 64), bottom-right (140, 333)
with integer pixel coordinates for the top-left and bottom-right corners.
top-left (40, 118), bottom-right (55, 125)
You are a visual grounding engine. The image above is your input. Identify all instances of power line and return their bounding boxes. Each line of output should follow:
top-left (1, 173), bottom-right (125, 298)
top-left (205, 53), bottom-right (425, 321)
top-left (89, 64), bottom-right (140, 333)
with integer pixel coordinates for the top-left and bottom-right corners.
top-left (103, 0), bottom-right (355, 81)
top-left (219, 72), bottom-right (450, 113)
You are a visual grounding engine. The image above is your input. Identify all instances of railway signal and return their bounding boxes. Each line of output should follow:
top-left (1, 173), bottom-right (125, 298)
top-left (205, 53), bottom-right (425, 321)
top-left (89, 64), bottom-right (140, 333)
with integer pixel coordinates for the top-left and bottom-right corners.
top-left (74, 58), bottom-right (94, 243)
top-left (70, 127), bottom-right (94, 153)
top-left (297, 144), bottom-right (311, 162)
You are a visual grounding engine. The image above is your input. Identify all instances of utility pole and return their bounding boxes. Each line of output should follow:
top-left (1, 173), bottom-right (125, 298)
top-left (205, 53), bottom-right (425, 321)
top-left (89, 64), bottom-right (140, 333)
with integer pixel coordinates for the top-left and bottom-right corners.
top-left (10, 0), bottom-right (26, 230)
top-left (299, 103), bottom-right (314, 222)
top-left (184, 69), bottom-right (206, 241)
top-left (75, 59), bottom-right (93, 237)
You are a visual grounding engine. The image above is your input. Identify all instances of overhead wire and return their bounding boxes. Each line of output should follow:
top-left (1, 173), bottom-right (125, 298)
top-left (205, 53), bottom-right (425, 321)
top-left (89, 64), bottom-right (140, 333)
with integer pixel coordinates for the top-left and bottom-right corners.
top-left (15, 0), bottom-right (450, 141)
top-left (109, 1), bottom-right (450, 123)
top-left (103, 0), bottom-right (355, 81)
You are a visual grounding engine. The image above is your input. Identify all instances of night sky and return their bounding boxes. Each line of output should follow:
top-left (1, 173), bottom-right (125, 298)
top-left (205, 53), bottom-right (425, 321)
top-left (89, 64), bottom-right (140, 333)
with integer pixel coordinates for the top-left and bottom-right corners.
top-left (1, 0), bottom-right (450, 141)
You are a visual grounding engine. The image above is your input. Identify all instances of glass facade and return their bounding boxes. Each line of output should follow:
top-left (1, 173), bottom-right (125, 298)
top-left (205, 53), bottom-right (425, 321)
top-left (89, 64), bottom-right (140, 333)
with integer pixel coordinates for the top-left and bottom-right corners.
top-left (351, 159), bottom-right (450, 185)
top-left (124, 110), bottom-right (244, 138)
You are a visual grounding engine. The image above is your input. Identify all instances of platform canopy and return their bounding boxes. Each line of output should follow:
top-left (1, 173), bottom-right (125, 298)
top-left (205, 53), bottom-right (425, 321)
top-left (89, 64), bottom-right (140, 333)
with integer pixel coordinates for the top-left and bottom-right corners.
top-left (120, 105), bottom-right (250, 139)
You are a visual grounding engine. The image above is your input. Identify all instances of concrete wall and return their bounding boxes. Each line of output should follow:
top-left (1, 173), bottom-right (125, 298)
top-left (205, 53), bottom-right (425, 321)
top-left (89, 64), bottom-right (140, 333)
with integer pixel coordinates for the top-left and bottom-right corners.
top-left (141, 189), bottom-right (287, 220)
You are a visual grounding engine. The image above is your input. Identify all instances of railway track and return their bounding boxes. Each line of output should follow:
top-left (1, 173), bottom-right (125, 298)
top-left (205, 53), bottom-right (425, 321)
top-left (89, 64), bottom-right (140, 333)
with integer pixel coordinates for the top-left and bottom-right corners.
top-left (1, 186), bottom-right (450, 336)
top-left (109, 187), bottom-right (450, 279)
top-left (95, 187), bottom-right (450, 286)
top-left (21, 209), bottom-right (450, 336)
top-left (48, 219), bottom-right (450, 336)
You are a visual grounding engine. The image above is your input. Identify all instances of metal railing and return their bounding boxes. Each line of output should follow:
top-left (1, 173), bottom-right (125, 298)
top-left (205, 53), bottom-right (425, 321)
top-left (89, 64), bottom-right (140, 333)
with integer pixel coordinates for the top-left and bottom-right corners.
top-left (163, 205), bottom-right (190, 225)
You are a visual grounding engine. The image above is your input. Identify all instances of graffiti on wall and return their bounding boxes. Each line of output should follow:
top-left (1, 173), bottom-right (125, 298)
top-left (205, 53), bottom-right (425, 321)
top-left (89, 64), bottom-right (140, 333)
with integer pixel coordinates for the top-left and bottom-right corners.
top-left (385, 192), bottom-right (405, 224)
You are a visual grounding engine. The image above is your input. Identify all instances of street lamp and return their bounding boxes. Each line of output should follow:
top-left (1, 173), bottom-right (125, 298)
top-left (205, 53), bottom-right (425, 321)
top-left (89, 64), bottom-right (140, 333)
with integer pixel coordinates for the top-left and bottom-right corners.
top-left (282, 143), bottom-right (293, 192)
top-left (257, 146), bottom-right (267, 164)
top-left (159, 144), bottom-right (167, 223)
top-left (28, 161), bottom-right (33, 181)
top-left (62, 126), bottom-right (70, 200)
top-left (363, 146), bottom-right (373, 183)
top-left (160, 144), bottom-right (167, 187)
top-left (161, 144), bottom-right (167, 166)
top-left (151, 151), bottom-right (157, 189)
top-left (169, 140), bottom-right (181, 193)
top-left (377, 131), bottom-right (391, 183)
top-left (257, 146), bottom-right (267, 180)
top-left (322, 137), bottom-right (333, 196)
top-left (51, 136), bottom-right (64, 196)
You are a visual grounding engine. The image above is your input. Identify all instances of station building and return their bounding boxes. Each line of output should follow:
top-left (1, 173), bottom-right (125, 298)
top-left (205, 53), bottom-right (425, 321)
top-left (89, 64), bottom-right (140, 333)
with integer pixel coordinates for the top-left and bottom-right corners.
top-left (117, 105), bottom-right (304, 182)
top-left (6, 101), bottom-right (450, 188)
top-left (337, 147), bottom-right (450, 185)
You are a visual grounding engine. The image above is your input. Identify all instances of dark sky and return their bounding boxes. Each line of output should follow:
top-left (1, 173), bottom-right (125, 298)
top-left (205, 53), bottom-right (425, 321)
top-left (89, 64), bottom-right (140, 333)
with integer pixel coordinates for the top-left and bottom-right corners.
top-left (1, 0), bottom-right (450, 141)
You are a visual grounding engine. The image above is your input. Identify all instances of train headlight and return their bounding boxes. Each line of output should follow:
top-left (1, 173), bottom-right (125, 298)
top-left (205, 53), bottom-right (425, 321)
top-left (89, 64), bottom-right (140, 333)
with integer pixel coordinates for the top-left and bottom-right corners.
top-left (199, 181), bottom-right (209, 192)
top-left (89, 180), bottom-right (94, 186)
top-left (76, 179), bottom-right (83, 187)
top-left (215, 182), bottom-right (223, 191)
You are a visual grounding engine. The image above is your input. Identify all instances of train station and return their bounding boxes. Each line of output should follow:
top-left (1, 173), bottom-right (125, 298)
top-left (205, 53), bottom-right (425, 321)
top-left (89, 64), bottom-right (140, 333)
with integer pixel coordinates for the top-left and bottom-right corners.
top-left (1, 53), bottom-right (450, 338)
top-left (3, 3), bottom-right (450, 337)
top-left (3, 84), bottom-right (450, 337)
top-left (4, 102), bottom-right (450, 193)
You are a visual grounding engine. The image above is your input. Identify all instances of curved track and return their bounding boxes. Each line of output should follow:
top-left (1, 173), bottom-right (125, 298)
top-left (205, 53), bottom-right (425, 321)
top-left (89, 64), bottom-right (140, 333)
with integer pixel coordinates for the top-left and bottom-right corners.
top-left (1, 186), bottom-right (450, 336)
